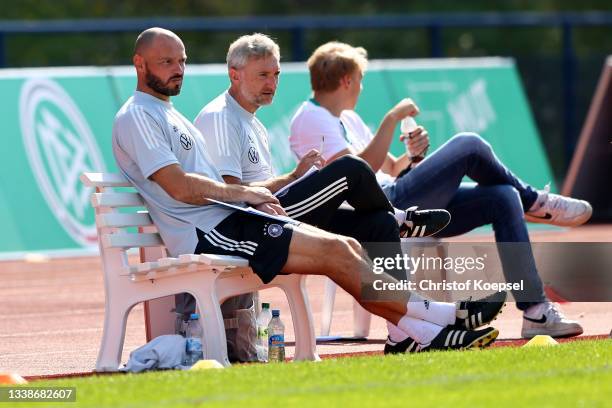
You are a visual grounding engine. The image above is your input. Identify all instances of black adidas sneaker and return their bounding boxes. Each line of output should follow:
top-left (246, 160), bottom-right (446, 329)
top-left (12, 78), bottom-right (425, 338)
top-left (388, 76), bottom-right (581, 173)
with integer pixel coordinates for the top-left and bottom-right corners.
top-left (383, 326), bottom-right (499, 354)
top-left (399, 206), bottom-right (451, 238)
top-left (454, 291), bottom-right (507, 330)
top-left (384, 336), bottom-right (422, 354)
top-left (425, 326), bottom-right (499, 350)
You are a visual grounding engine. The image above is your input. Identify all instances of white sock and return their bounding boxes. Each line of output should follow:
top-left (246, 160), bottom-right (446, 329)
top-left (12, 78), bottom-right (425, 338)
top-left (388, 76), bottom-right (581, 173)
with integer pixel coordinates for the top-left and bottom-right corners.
top-left (387, 320), bottom-right (410, 342)
top-left (393, 208), bottom-right (406, 225)
top-left (406, 292), bottom-right (456, 326)
top-left (394, 317), bottom-right (444, 345)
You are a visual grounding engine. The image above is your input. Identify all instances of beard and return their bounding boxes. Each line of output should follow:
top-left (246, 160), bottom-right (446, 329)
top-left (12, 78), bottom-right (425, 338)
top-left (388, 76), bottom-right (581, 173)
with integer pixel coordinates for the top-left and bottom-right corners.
top-left (145, 69), bottom-right (182, 96)
top-left (254, 94), bottom-right (273, 106)
top-left (243, 89), bottom-right (274, 107)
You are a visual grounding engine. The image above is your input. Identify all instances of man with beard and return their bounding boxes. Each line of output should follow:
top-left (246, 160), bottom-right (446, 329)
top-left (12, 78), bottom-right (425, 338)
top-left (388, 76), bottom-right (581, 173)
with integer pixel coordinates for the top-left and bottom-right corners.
top-left (112, 28), bottom-right (505, 358)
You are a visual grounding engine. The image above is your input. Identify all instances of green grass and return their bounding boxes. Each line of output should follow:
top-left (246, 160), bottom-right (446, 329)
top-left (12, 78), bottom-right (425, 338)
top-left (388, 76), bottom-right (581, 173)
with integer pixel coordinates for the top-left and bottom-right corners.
top-left (17, 340), bottom-right (612, 407)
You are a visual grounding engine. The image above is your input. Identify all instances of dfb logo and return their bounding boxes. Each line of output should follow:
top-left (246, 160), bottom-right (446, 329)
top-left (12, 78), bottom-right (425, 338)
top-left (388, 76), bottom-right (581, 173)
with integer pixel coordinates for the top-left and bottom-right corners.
top-left (19, 78), bottom-right (106, 247)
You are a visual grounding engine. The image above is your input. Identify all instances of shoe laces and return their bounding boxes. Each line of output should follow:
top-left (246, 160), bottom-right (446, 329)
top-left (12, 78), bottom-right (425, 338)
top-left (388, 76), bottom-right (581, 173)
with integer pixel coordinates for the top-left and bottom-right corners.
top-left (545, 194), bottom-right (572, 214)
top-left (538, 184), bottom-right (577, 214)
top-left (543, 302), bottom-right (566, 321)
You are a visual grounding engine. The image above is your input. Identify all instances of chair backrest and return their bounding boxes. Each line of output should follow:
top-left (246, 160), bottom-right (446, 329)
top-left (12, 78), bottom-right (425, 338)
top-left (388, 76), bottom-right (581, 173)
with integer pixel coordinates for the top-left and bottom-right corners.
top-left (80, 172), bottom-right (166, 277)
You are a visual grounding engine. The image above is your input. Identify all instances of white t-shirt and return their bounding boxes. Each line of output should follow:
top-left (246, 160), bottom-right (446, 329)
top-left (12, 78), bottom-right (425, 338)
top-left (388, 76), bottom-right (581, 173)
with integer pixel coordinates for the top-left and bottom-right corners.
top-left (112, 91), bottom-right (234, 257)
top-left (289, 99), bottom-right (396, 186)
top-left (194, 91), bottom-right (274, 183)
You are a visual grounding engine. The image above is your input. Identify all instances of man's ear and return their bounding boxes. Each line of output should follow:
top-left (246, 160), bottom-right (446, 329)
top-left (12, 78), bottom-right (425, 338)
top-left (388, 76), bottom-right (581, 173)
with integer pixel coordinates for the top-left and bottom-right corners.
top-left (339, 74), bottom-right (351, 89)
top-left (133, 54), bottom-right (144, 72)
top-left (229, 67), bottom-right (240, 83)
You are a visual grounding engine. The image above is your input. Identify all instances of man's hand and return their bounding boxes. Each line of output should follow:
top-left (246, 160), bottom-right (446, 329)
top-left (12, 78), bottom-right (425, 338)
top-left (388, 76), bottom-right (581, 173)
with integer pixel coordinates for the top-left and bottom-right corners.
top-left (241, 186), bottom-right (280, 206)
top-left (400, 126), bottom-right (430, 159)
top-left (254, 202), bottom-right (288, 216)
top-left (291, 149), bottom-right (325, 179)
top-left (388, 98), bottom-right (420, 122)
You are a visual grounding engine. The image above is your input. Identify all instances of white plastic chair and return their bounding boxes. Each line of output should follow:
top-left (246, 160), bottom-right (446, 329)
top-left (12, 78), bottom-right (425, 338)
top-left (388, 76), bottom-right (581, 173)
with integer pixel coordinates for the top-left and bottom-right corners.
top-left (82, 172), bottom-right (320, 371)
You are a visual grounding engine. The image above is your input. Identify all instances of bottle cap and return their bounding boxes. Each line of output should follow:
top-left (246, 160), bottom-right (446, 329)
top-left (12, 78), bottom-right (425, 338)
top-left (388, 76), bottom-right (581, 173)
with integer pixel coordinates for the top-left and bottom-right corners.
top-left (190, 313), bottom-right (200, 320)
top-left (272, 309), bottom-right (280, 317)
top-left (400, 116), bottom-right (418, 134)
top-left (262, 302), bottom-right (270, 309)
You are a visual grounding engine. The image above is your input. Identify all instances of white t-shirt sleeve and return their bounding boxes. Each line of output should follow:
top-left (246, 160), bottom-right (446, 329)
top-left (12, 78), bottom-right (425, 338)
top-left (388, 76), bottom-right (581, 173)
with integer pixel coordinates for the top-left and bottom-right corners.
top-left (341, 110), bottom-right (375, 148)
top-left (194, 111), bottom-right (243, 179)
top-left (118, 106), bottom-right (178, 179)
top-left (290, 108), bottom-right (349, 160)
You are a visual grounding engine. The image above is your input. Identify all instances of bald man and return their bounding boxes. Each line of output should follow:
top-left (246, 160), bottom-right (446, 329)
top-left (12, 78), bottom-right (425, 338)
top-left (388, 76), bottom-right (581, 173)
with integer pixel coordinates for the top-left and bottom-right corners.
top-left (112, 28), bottom-right (505, 358)
top-left (123, 28), bottom-right (269, 361)
top-left (132, 28), bottom-right (185, 97)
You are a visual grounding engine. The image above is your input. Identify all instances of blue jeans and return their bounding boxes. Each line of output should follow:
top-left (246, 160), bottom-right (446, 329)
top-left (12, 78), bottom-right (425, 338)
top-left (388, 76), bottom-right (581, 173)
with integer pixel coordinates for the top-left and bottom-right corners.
top-left (383, 133), bottom-right (545, 310)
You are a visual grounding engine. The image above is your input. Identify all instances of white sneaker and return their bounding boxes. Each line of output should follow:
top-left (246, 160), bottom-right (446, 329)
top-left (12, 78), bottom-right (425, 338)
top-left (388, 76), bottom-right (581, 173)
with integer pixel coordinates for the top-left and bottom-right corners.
top-left (525, 184), bottom-right (592, 227)
top-left (521, 302), bottom-right (584, 338)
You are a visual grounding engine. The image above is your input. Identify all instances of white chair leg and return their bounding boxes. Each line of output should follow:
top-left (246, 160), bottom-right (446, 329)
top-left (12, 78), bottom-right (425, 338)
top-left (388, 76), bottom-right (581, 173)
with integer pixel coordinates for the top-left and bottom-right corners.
top-left (192, 288), bottom-right (231, 367)
top-left (352, 300), bottom-right (372, 338)
top-left (320, 277), bottom-right (337, 336)
top-left (277, 275), bottom-right (320, 362)
top-left (96, 299), bottom-right (132, 372)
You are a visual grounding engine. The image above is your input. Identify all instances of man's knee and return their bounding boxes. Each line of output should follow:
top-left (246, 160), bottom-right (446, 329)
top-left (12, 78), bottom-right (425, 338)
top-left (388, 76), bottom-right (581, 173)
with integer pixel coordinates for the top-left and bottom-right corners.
top-left (326, 235), bottom-right (364, 268)
top-left (330, 154), bottom-right (374, 178)
top-left (448, 132), bottom-right (492, 156)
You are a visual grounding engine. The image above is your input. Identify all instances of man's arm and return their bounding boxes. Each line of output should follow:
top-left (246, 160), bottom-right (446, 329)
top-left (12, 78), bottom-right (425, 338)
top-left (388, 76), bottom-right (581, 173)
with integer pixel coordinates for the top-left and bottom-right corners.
top-left (194, 110), bottom-right (323, 193)
top-left (223, 173), bottom-right (293, 194)
top-left (354, 111), bottom-right (402, 172)
top-left (222, 149), bottom-right (325, 194)
top-left (379, 126), bottom-right (430, 177)
top-left (379, 151), bottom-right (412, 177)
top-left (327, 98), bottom-right (419, 172)
top-left (150, 163), bottom-right (279, 206)
top-left (250, 150), bottom-right (325, 193)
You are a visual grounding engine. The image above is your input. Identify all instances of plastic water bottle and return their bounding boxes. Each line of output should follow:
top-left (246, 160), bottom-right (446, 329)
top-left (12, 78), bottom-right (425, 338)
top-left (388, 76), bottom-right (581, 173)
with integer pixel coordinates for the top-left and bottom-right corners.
top-left (401, 116), bottom-right (426, 161)
top-left (175, 312), bottom-right (187, 337)
top-left (401, 116), bottom-right (418, 139)
top-left (184, 313), bottom-right (204, 366)
top-left (256, 303), bottom-right (273, 362)
top-left (267, 309), bottom-right (285, 362)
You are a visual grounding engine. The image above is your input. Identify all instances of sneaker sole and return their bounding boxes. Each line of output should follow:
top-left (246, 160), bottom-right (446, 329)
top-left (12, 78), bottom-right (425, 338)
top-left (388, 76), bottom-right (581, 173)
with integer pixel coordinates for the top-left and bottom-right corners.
top-left (521, 326), bottom-right (584, 339)
top-left (464, 328), bottom-right (499, 350)
top-left (524, 207), bottom-right (593, 227)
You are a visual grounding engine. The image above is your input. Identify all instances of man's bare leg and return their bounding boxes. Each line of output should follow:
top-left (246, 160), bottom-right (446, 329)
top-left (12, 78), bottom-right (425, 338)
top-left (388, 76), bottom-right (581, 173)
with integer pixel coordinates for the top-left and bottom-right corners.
top-left (281, 224), bottom-right (409, 325)
top-left (281, 223), bottom-right (504, 351)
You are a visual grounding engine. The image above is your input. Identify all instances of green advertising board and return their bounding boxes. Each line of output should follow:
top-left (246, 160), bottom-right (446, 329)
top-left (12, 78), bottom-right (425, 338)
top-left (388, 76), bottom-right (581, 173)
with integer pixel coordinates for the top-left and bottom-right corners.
top-left (0, 58), bottom-right (554, 257)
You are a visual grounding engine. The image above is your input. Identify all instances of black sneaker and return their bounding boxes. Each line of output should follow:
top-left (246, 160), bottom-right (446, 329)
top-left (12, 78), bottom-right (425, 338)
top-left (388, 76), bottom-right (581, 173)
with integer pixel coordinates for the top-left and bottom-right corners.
top-left (454, 291), bottom-right (507, 330)
top-left (424, 326), bottom-right (499, 350)
top-left (384, 336), bottom-right (422, 354)
top-left (383, 326), bottom-right (499, 354)
top-left (399, 206), bottom-right (451, 238)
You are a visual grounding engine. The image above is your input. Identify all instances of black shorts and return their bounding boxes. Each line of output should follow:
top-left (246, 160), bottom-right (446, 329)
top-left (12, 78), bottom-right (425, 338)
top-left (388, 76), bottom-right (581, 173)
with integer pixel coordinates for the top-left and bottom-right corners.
top-left (195, 212), bottom-right (295, 284)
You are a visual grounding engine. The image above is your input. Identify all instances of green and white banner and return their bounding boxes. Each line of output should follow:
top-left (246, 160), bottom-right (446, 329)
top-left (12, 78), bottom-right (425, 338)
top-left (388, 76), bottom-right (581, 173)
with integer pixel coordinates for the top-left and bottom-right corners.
top-left (0, 58), bottom-right (554, 257)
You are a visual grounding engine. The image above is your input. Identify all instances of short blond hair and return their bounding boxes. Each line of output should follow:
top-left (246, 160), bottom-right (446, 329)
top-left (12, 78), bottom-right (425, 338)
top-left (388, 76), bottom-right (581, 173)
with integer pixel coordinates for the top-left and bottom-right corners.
top-left (307, 41), bottom-right (368, 92)
top-left (226, 33), bottom-right (280, 69)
